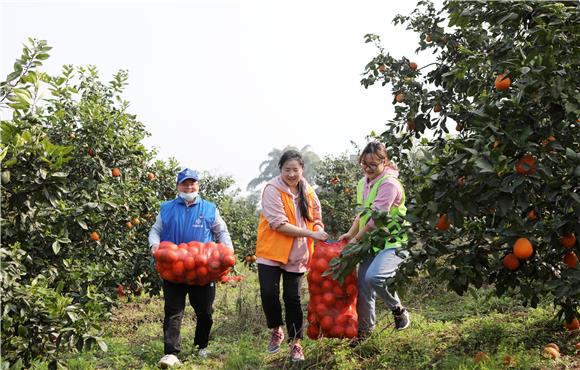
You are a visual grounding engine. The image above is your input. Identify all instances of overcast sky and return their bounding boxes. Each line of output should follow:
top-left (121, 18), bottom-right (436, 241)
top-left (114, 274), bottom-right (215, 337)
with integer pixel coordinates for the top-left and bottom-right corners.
top-left (1, 0), bottom-right (438, 192)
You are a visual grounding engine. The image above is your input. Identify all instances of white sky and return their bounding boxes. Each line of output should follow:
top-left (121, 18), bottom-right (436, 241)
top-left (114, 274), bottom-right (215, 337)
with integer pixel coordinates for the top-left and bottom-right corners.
top-left (1, 0), bottom-right (437, 192)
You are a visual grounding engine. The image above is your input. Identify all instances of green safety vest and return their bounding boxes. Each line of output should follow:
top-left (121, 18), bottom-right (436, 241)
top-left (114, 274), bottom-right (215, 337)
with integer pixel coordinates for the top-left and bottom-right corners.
top-left (356, 174), bottom-right (408, 253)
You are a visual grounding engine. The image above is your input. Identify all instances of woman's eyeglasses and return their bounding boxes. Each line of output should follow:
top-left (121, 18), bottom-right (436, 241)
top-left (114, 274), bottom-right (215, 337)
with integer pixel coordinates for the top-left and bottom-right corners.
top-left (360, 161), bottom-right (382, 170)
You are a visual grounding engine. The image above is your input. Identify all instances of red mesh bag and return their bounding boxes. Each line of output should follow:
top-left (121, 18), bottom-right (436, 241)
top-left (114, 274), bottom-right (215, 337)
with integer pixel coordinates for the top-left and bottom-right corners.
top-left (306, 240), bottom-right (358, 339)
top-left (153, 240), bottom-right (235, 285)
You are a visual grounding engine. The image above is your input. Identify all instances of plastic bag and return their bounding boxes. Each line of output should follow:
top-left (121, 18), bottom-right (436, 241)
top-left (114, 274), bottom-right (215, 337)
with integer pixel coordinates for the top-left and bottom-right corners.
top-left (154, 240), bottom-right (235, 285)
top-left (306, 240), bottom-right (358, 339)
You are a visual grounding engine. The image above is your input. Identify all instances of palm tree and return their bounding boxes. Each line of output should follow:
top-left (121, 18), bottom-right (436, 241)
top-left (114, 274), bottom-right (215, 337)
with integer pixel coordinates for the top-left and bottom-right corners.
top-left (247, 145), bottom-right (320, 191)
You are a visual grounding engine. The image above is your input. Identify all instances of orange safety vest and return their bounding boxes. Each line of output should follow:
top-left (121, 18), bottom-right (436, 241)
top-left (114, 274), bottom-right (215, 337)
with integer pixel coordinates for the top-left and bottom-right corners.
top-left (255, 185), bottom-right (317, 264)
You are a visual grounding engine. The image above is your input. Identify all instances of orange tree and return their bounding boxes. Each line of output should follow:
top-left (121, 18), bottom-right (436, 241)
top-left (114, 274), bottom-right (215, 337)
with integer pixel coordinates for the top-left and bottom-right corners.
top-left (0, 39), bottom-right (179, 367)
top-left (358, 1), bottom-right (579, 325)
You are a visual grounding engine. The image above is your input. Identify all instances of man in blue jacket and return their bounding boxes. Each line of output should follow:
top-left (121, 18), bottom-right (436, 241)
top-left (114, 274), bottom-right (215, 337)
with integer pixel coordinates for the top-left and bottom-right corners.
top-left (149, 168), bottom-right (233, 368)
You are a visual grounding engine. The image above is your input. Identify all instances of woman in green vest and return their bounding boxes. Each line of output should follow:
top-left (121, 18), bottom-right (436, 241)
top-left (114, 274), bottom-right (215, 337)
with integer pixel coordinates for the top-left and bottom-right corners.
top-left (339, 141), bottom-right (410, 339)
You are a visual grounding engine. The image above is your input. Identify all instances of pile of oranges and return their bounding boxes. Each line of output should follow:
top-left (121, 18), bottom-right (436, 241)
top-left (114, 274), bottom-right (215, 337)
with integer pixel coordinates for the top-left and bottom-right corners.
top-left (306, 240), bottom-right (358, 340)
top-left (153, 241), bottom-right (235, 285)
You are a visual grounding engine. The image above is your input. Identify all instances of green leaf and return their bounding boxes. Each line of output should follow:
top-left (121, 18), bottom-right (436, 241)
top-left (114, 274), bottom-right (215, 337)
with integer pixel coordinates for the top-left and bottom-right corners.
top-left (77, 219), bottom-right (88, 230)
top-left (52, 241), bottom-right (61, 254)
top-left (475, 158), bottom-right (494, 173)
top-left (96, 337), bottom-right (108, 352)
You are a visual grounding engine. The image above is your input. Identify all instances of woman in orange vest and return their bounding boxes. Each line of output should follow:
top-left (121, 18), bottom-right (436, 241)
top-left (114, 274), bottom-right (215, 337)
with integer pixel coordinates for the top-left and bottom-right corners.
top-left (255, 149), bottom-right (328, 362)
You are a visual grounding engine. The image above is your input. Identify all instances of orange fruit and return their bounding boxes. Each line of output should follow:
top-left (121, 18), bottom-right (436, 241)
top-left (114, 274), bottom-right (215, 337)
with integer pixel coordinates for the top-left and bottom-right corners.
top-left (89, 231), bottom-right (100, 241)
top-left (433, 104), bottom-right (441, 113)
top-left (492, 139), bottom-right (501, 149)
top-left (88, 148), bottom-right (95, 157)
top-left (545, 343), bottom-right (560, 352)
top-left (425, 34), bottom-right (432, 43)
top-left (409, 62), bottom-right (418, 70)
top-left (116, 284), bottom-right (125, 297)
top-left (245, 255), bottom-right (257, 263)
top-left (503, 355), bottom-right (516, 367)
top-left (543, 346), bottom-right (560, 359)
top-left (562, 233), bottom-right (577, 248)
top-left (306, 324), bottom-right (320, 340)
top-left (147, 172), bottom-right (156, 181)
top-left (457, 176), bottom-right (465, 188)
top-left (111, 167), bottom-right (121, 177)
top-left (502, 253), bottom-right (520, 270)
top-left (494, 73), bottom-right (511, 90)
top-left (564, 252), bottom-right (577, 268)
top-left (565, 317), bottom-right (579, 331)
top-left (527, 210), bottom-right (538, 221)
top-left (436, 214), bottom-right (450, 231)
top-left (515, 154), bottom-right (536, 175)
top-left (473, 351), bottom-right (489, 363)
top-left (395, 93), bottom-right (405, 103)
top-left (125, 221), bottom-right (133, 229)
top-left (513, 238), bottom-right (533, 259)
top-left (407, 120), bottom-right (416, 131)
top-left (131, 217), bottom-right (140, 225)
top-left (378, 64), bottom-right (386, 73)
top-left (456, 123), bottom-right (464, 132)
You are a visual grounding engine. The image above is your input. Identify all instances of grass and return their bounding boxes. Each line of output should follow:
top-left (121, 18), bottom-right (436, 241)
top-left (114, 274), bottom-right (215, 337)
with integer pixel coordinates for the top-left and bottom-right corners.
top-left (36, 264), bottom-right (580, 369)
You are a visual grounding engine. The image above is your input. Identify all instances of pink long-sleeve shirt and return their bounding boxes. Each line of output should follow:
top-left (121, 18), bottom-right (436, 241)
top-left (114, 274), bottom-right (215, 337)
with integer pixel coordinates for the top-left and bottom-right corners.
top-left (257, 176), bottom-right (322, 273)
top-left (361, 167), bottom-right (403, 228)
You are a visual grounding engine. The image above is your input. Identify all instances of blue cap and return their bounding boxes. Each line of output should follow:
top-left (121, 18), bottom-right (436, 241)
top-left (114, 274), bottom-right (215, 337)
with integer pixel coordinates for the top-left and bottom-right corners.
top-left (176, 168), bottom-right (199, 184)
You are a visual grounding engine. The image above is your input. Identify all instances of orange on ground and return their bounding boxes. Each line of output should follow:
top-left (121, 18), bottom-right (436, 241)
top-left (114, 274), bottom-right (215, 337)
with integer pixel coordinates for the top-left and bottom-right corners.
top-left (545, 343), bottom-right (559, 352)
top-left (565, 317), bottom-right (579, 331)
top-left (562, 233), bottom-right (576, 248)
top-left (502, 355), bottom-right (516, 367)
top-left (527, 210), bottom-right (538, 221)
top-left (112, 167), bottom-right (121, 177)
top-left (494, 73), bottom-right (511, 90)
top-left (502, 253), bottom-right (520, 271)
top-left (126, 221), bottom-right (133, 229)
top-left (473, 351), bottom-right (489, 363)
top-left (564, 252), bottom-right (577, 268)
top-left (543, 346), bottom-right (560, 360)
top-left (513, 238), bottom-right (533, 259)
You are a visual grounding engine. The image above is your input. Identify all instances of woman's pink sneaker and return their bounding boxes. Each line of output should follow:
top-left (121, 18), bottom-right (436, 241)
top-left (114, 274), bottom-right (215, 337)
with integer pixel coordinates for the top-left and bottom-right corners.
top-left (290, 343), bottom-right (305, 362)
top-left (267, 327), bottom-right (284, 353)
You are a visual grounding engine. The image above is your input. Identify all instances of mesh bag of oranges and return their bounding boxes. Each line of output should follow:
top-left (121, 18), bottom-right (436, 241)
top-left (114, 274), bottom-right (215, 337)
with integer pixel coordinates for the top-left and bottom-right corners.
top-left (153, 240), bottom-right (236, 285)
top-left (306, 240), bottom-right (358, 339)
